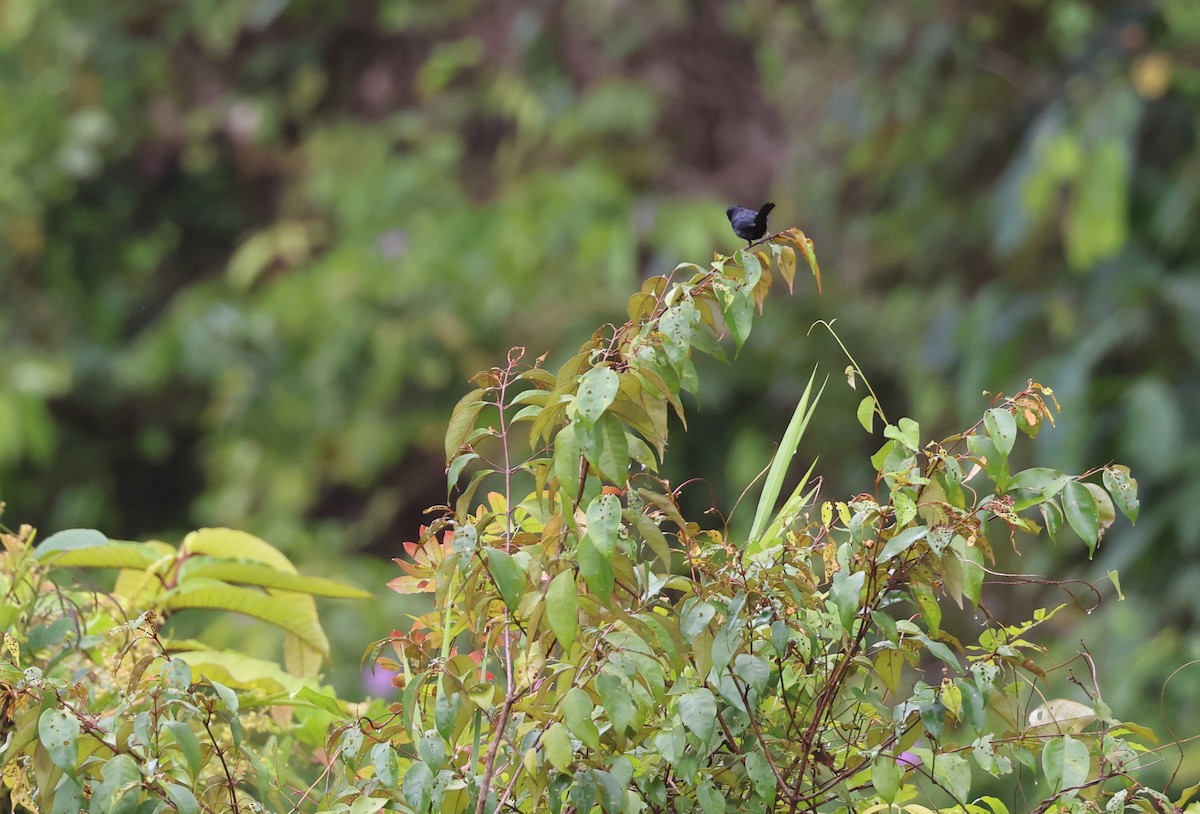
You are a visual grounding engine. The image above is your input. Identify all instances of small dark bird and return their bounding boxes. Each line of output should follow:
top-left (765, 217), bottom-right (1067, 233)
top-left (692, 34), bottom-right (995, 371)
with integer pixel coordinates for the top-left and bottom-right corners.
top-left (726, 202), bottom-right (775, 247)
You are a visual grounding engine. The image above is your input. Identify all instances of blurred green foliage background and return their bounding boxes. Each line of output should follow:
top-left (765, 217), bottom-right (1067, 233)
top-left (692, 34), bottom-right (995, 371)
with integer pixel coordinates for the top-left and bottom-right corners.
top-left (2, 0), bottom-right (1198, 734)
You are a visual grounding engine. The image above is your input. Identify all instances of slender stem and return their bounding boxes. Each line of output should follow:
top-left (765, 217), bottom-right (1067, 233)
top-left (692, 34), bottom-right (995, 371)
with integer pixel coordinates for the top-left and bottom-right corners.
top-left (473, 693), bottom-right (517, 814)
top-left (201, 703), bottom-right (241, 814)
top-left (807, 320), bottom-right (889, 427)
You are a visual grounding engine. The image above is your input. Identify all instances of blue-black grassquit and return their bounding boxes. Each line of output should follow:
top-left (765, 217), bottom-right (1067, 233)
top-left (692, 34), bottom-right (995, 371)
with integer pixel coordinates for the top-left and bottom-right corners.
top-left (726, 202), bottom-right (775, 246)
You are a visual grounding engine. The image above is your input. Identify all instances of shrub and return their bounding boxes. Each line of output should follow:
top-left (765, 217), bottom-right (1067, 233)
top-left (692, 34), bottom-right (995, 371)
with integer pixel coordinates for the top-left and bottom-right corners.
top-left (371, 231), bottom-right (1173, 813)
top-left (0, 526), bottom-right (372, 812)
top-left (2, 229), bottom-right (1184, 813)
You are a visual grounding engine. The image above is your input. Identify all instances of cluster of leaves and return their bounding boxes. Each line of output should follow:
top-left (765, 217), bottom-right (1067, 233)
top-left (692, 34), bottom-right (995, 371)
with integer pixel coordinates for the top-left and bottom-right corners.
top-left (7, 2), bottom-right (1200, 735)
top-left (353, 234), bottom-right (1187, 814)
top-left (1, 230), bottom-right (1193, 813)
top-left (0, 525), bottom-right (375, 812)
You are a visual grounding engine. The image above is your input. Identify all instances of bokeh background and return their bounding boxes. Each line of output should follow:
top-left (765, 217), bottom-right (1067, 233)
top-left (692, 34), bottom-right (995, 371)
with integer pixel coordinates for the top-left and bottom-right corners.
top-left (3, 0), bottom-right (1198, 772)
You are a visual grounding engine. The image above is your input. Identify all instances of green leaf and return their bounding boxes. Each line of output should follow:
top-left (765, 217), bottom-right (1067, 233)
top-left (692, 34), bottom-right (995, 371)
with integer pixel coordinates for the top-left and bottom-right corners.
top-left (447, 451), bottom-right (480, 490)
top-left (967, 433), bottom-right (1009, 490)
top-left (37, 540), bottom-right (159, 569)
top-left (417, 731), bottom-right (445, 772)
top-left (1175, 782), bottom-right (1200, 809)
top-left (1062, 480), bottom-right (1100, 556)
top-left (164, 783), bottom-right (200, 814)
top-left (748, 367), bottom-right (824, 543)
top-left (1108, 569), bottom-right (1125, 601)
top-left (870, 439), bottom-right (896, 472)
top-left (710, 621), bottom-right (741, 677)
top-left (435, 687), bottom-right (460, 742)
top-left (872, 753), bottom-right (900, 803)
top-left (595, 769), bottom-right (623, 813)
top-left (181, 528), bottom-right (296, 572)
top-left (857, 395), bottom-right (876, 433)
top-left (659, 305), bottom-right (693, 367)
top-left (585, 494), bottom-right (622, 556)
top-left (677, 688), bottom-right (717, 744)
top-left (830, 569), bottom-right (865, 631)
top-left (350, 798), bottom-right (388, 814)
top-left (569, 775), bottom-right (597, 814)
top-left (1008, 467), bottom-right (1071, 510)
top-left (104, 754), bottom-right (141, 786)
top-left (1040, 498), bottom-right (1063, 541)
top-left (911, 581), bottom-right (942, 637)
top-left (738, 248), bottom-right (763, 288)
top-left (654, 725), bottom-right (686, 768)
top-left (718, 283), bottom-right (754, 351)
top-left (163, 580), bottom-right (330, 656)
top-left (546, 571), bottom-right (579, 651)
top-left (339, 728), bottom-right (365, 764)
top-left (636, 513), bottom-right (672, 568)
top-left (1086, 482), bottom-right (1116, 538)
top-left (696, 778), bottom-right (726, 814)
top-left (956, 544), bottom-right (985, 607)
top-left (878, 526), bottom-right (928, 563)
top-left (733, 654), bottom-right (770, 696)
top-left (293, 686), bottom-right (345, 715)
top-left (914, 633), bottom-right (960, 671)
top-left (543, 722), bottom-right (573, 772)
top-left (883, 417), bottom-right (920, 452)
top-left (577, 536), bottom-right (614, 603)
top-left (444, 389), bottom-right (486, 459)
top-left (984, 408), bottom-right (1017, 455)
top-left (48, 777), bottom-right (84, 814)
top-left (402, 762), bottom-right (434, 811)
top-left (164, 658), bottom-right (192, 690)
top-left (1103, 466), bottom-right (1139, 523)
top-left (179, 560), bottom-right (372, 598)
top-left (891, 490), bottom-right (916, 528)
top-left (576, 366), bottom-right (620, 428)
top-left (873, 648), bottom-right (903, 695)
top-left (170, 649), bottom-right (301, 694)
top-left (207, 679), bottom-right (240, 716)
top-left (38, 708), bottom-right (79, 774)
top-left (745, 750), bottom-right (776, 800)
top-left (581, 413), bottom-right (629, 485)
top-left (484, 547), bottom-right (525, 611)
top-left (33, 528), bottom-right (107, 561)
top-left (933, 752), bottom-right (971, 802)
top-left (1042, 735), bottom-right (1088, 792)
top-left (597, 671), bottom-right (636, 736)
top-left (553, 423), bottom-right (583, 500)
top-left (680, 600), bottom-right (716, 638)
top-left (563, 687), bottom-right (600, 750)
top-left (161, 721), bottom-right (202, 778)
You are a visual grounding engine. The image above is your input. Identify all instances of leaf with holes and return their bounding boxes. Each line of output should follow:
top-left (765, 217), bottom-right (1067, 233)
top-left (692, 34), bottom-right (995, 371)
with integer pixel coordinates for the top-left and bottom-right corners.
top-left (575, 366), bottom-right (620, 428)
top-left (38, 708), bottom-right (79, 774)
top-left (984, 408), bottom-right (1017, 456)
top-left (1102, 466), bottom-right (1139, 524)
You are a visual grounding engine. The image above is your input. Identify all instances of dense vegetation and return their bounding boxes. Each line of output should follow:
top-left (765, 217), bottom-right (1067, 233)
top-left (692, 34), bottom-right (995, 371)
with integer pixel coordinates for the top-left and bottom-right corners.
top-left (2, 0), bottom-right (1198, 782)
top-left (1, 236), bottom-right (1183, 812)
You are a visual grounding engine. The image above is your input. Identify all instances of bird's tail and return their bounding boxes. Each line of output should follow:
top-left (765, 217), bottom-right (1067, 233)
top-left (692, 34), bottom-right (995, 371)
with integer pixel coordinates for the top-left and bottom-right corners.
top-left (756, 202), bottom-right (776, 230)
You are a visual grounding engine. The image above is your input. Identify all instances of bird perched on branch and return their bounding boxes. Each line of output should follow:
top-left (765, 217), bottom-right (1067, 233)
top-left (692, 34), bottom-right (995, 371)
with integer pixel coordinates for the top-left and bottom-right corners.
top-left (726, 202), bottom-right (775, 247)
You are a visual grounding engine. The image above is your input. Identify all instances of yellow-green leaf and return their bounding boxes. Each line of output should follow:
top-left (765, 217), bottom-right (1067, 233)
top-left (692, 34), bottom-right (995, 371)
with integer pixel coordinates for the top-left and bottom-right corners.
top-left (181, 528), bottom-right (295, 573)
top-left (163, 580), bottom-right (329, 656)
top-left (180, 560), bottom-right (372, 598)
top-left (546, 571), bottom-right (578, 651)
top-left (543, 722), bottom-right (573, 772)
